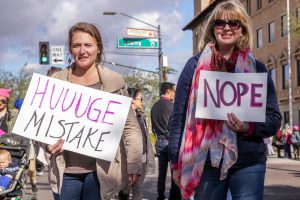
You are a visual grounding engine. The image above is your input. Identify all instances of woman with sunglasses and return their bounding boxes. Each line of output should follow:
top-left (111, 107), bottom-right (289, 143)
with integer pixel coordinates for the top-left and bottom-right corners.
top-left (0, 88), bottom-right (16, 136)
top-left (168, 1), bottom-right (281, 200)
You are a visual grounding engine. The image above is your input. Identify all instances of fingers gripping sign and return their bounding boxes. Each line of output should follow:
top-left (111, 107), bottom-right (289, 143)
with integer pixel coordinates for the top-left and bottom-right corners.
top-left (227, 113), bottom-right (249, 132)
top-left (46, 138), bottom-right (65, 155)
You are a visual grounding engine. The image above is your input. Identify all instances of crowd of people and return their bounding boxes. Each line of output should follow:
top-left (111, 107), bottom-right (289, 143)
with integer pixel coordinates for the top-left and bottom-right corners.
top-left (272, 124), bottom-right (300, 159)
top-left (0, 0), bottom-right (297, 199)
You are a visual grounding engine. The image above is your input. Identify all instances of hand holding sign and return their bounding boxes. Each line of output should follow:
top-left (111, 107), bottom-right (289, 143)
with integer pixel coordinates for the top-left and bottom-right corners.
top-left (227, 112), bottom-right (249, 132)
top-left (46, 138), bottom-right (64, 155)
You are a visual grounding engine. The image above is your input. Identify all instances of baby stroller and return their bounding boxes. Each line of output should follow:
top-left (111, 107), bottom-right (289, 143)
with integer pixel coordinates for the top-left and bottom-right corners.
top-left (0, 134), bottom-right (34, 200)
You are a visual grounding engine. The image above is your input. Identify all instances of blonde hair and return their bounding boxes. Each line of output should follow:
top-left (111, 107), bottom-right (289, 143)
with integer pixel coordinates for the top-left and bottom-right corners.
top-left (0, 149), bottom-right (11, 161)
top-left (199, 0), bottom-right (253, 51)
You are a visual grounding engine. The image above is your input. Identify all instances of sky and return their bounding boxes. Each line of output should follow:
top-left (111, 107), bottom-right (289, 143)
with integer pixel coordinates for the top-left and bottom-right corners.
top-left (0, 0), bottom-right (194, 83)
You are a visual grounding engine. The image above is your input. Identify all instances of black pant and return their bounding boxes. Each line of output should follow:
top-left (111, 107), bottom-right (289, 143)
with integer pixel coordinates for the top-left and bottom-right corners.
top-left (155, 139), bottom-right (181, 200)
top-left (274, 144), bottom-right (284, 158)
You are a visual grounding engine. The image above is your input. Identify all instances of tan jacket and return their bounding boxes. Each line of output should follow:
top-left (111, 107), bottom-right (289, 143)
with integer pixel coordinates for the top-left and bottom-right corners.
top-left (47, 64), bottom-right (143, 199)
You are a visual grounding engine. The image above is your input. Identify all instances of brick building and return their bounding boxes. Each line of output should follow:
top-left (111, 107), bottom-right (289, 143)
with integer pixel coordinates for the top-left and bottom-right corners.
top-left (183, 0), bottom-right (300, 125)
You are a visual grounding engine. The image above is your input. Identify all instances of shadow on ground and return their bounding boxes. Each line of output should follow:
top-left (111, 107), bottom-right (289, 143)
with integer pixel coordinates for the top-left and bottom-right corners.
top-left (264, 185), bottom-right (300, 200)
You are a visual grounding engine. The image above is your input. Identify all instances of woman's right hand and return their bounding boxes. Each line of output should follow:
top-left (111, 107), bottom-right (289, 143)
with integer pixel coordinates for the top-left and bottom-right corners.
top-left (46, 138), bottom-right (64, 155)
top-left (172, 169), bottom-right (180, 187)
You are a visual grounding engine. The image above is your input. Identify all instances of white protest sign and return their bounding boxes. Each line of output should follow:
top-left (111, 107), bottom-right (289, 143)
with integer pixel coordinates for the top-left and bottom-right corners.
top-left (12, 73), bottom-right (131, 161)
top-left (195, 71), bottom-right (267, 122)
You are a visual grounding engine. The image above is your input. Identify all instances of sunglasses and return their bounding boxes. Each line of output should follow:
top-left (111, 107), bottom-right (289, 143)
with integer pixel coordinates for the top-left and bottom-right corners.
top-left (214, 19), bottom-right (241, 30)
top-left (0, 99), bottom-right (8, 104)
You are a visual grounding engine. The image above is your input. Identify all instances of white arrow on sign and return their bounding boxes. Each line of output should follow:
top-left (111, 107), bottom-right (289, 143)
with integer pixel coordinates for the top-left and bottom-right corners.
top-left (51, 46), bottom-right (64, 65)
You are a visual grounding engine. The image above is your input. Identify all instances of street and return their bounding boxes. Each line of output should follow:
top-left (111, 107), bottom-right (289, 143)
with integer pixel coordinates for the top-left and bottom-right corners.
top-left (26, 156), bottom-right (300, 200)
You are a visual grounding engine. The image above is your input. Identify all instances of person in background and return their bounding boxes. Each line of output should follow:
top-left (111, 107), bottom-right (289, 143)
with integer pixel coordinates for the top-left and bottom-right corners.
top-left (47, 67), bottom-right (62, 77)
top-left (14, 98), bottom-right (38, 193)
top-left (273, 126), bottom-right (285, 158)
top-left (151, 82), bottom-right (181, 200)
top-left (291, 125), bottom-right (300, 159)
top-left (0, 88), bottom-right (17, 136)
top-left (42, 22), bottom-right (142, 200)
top-left (263, 136), bottom-right (275, 156)
top-left (119, 88), bottom-right (155, 200)
top-left (168, 1), bottom-right (281, 199)
top-left (283, 124), bottom-right (292, 159)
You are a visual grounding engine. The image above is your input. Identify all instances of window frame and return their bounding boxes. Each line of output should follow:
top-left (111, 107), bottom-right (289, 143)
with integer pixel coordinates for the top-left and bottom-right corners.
top-left (268, 21), bottom-right (275, 43)
top-left (257, 0), bottom-right (262, 10)
top-left (281, 14), bottom-right (288, 37)
top-left (282, 63), bottom-right (289, 89)
top-left (256, 28), bottom-right (263, 48)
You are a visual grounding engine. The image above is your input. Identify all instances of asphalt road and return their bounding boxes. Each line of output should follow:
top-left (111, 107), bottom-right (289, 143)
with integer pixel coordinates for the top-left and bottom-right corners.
top-left (25, 156), bottom-right (300, 200)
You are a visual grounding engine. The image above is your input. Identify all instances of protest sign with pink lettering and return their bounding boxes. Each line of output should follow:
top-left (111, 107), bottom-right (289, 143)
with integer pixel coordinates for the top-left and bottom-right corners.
top-left (12, 73), bottom-right (131, 161)
top-left (195, 71), bottom-right (267, 122)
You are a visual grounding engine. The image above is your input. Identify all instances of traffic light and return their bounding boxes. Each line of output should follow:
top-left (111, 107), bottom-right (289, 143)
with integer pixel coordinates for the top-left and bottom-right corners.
top-left (39, 42), bottom-right (50, 65)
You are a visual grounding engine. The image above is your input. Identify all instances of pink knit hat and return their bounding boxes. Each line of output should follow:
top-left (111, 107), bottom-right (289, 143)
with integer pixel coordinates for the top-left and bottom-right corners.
top-left (0, 88), bottom-right (12, 99)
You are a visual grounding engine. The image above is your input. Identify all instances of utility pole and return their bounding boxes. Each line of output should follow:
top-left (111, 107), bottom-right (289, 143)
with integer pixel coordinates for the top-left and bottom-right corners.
top-left (103, 11), bottom-right (163, 94)
top-left (287, 0), bottom-right (292, 126)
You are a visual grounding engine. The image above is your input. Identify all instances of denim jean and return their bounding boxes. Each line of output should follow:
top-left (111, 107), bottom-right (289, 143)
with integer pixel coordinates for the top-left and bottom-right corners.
top-left (53, 192), bottom-right (59, 200)
top-left (60, 171), bottom-right (100, 200)
top-left (155, 139), bottom-right (181, 200)
top-left (194, 163), bottom-right (266, 200)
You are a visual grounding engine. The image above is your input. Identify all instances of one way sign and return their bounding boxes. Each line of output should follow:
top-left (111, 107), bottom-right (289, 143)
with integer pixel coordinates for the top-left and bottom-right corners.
top-left (51, 46), bottom-right (64, 65)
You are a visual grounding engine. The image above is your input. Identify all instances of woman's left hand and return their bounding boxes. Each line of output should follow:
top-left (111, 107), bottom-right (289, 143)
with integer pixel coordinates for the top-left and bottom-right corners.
top-left (128, 174), bottom-right (140, 186)
top-left (227, 113), bottom-right (249, 132)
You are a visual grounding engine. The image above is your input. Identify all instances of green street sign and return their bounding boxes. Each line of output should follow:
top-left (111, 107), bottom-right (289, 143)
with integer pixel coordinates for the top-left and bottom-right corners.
top-left (117, 37), bottom-right (159, 49)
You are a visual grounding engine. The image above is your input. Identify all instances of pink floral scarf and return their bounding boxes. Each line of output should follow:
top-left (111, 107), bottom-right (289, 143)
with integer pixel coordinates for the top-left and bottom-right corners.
top-left (178, 43), bottom-right (256, 199)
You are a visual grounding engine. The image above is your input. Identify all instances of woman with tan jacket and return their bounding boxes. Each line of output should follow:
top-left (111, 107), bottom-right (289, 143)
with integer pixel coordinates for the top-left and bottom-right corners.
top-left (45, 22), bottom-right (143, 200)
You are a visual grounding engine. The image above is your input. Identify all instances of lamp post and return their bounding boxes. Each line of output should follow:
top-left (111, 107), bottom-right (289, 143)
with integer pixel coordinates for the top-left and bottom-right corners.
top-left (287, 0), bottom-right (292, 127)
top-left (103, 11), bottom-right (163, 90)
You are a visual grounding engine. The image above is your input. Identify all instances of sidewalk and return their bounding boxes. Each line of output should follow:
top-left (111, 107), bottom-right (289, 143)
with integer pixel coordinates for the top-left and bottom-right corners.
top-left (265, 156), bottom-right (300, 200)
top-left (28, 156), bottom-right (300, 200)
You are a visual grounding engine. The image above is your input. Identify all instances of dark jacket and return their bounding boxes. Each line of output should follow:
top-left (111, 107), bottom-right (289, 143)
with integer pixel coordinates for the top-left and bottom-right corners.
top-left (168, 53), bottom-right (282, 167)
top-left (151, 98), bottom-right (173, 139)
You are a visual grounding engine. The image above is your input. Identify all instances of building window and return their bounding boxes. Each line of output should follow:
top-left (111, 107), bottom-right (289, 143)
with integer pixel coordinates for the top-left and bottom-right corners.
top-left (282, 63), bottom-right (289, 89)
top-left (269, 68), bottom-right (276, 88)
top-left (246, 0), bottom-right (251, 15)
top-left (268, 21), bottom-right (275, 43)
top-left (281, 14), bottom-right (288, 37)
top-left (284, 111), bottom-right (289, 125)
top-left (299, 110), bottom-right (300, 126)
top-left (257, 0), bottom-right (262, 10)
top-left (297, 7), bottom-right (300, 21)
top-left (297, 59), bottom-right (300, 86)
top-left (257, 28), bottom-right (263, 48)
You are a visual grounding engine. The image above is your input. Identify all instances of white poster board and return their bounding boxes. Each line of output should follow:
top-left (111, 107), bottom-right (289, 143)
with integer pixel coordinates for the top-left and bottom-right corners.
top-left (12, 73), bottom-right (131, 161)
top-left (195, 71), bottom-right (267, 122)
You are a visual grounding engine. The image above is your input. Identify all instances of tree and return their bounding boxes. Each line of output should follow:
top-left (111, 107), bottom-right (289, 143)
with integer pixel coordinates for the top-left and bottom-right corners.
top-left (290, 1), bottom-right (300, 37)
top-left (162, 66), bottom-right (177, 82)
top-left (156, 66), bottom-right (177, 82)
top-left (124, 70), bottom-right (159, 112)
top-left (0, 66), bottom-right (34, 110)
